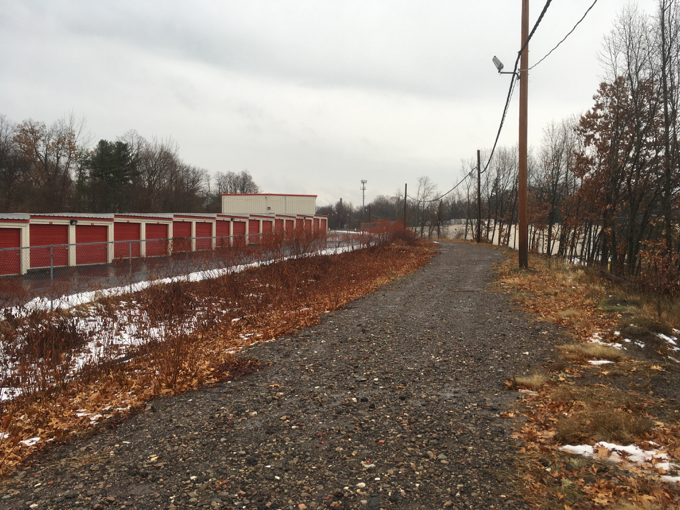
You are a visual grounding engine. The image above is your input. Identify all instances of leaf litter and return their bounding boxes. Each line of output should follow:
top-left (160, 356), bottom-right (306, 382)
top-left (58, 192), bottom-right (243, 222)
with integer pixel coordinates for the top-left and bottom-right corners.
top-left (496, 249), bottom-right (680, 507)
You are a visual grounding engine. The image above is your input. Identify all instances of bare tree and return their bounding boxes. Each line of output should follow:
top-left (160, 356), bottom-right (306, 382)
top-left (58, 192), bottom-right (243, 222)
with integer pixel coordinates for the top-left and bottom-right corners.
top-left (13, 114), bottom-right (87, 211)
top-left (0, 116), bottom-right (30, 212)
top-left (215, 170), bottom-right (261, 194)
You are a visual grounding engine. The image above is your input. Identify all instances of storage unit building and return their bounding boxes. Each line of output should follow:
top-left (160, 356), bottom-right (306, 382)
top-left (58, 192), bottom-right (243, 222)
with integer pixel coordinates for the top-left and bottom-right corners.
top-left (195, 222), bottom-right (213, 251)
top-left (0, 214), bottom-right (29, 275)
top-left (76, 225), bottom-right (108, 265)
top-left (282, 216), bottom-right (296, 234)
top-left (261, 216), bottom-right (273, 237)
top-left (172, 219), bottom-right (192, 253)
top-left (27, 214), bottom-right (112, 269)
top-left (215, 214), bottom-right (249, 247)
top-left (68, 214), bottom-right (114, 266)
top-left (145, 223), bottom-right (169, 258)
top-left (221, 193), bottom-right (317, 216)
top-left (114, 221), bottom-right (141, 259)
top-left (215, 216), bottom-right (231, 247)
top-left (172, 214), bottom-right (216, 252)
top-left (231, 216), bottom-right (247, 246)
top-left (114, 214), bottom-right (172, 259)
top-left (248, 218), bottom-right (260, 244)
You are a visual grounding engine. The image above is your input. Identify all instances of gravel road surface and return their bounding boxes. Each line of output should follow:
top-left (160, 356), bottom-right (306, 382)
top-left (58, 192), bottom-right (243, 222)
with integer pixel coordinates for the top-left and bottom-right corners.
top-left (0, 242), bottom-right (567, 509)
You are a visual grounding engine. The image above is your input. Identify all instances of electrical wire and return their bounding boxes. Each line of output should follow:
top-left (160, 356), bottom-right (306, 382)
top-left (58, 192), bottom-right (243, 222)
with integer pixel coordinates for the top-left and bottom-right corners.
top-left (530, 0), bottom-right (599, 71)
top-left (408, 0), bottom-right (553, 205)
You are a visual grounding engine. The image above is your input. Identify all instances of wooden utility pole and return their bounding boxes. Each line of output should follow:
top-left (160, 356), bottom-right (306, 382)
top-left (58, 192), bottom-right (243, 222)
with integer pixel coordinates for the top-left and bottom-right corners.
top-left (477, 149), bottom-right (482, 243)
top-left (518, 0), bottom-right (529, 269)
top-left (403, 183), bottom-right (407, 228)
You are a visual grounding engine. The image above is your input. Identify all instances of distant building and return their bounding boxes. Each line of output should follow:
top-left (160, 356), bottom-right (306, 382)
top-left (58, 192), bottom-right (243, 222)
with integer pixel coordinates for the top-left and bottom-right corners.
top-left (221, 193), bottom-right (316, 216)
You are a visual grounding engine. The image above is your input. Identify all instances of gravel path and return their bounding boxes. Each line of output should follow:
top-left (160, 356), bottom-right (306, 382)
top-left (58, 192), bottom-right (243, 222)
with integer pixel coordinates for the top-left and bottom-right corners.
top-left (0, 242), bottom-right (567, 510)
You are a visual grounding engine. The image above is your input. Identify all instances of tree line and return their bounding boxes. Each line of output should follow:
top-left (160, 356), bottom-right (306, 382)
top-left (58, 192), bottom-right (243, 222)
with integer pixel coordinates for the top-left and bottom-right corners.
top-left (320, 2), bottom-right (680, 279)
top-left (0, 115), bottom-right (260, 214)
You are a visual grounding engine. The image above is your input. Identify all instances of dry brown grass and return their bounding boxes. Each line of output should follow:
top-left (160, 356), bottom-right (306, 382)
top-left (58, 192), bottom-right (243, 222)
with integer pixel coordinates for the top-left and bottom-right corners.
top-left (494, 248), bottom-right (680, 508)
top-left (0, 228), bottom-right (435, 475)
top-left (557, 308), bottom-right (581, 319)
top-left (555, 405), bottom-right (653, 444)
top-left (611, 501), bottom-right (667, 510)
top-left (513, 373), bottom-right (549, 390)
top-left (558, 343), bottom-right (626, 362)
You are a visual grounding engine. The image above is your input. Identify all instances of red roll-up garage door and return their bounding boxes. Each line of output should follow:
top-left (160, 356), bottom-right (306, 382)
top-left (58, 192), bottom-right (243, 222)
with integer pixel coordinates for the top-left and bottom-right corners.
top-left (248, 220), bottom-right (260, 244)
top-left (285, 220), bottom-right (294, 231)
top-left (76, 225), bottom-right (108, 265)
top-left (0, 228), bottom-right (21, 275)
top-left (233, 221), bottom-right (246, 246)
top-left (173, 221), bottom-right (191, 253)
top-left (216, 220), bottom-right (230, 247)
top-left (195, 222), bottom-right (212, 251)
top-left (262, 220), bottom-right (272, 233)
top-left (114, 223), bottom-right (141, 259)
top-left (313, 218), bottom-right (320, 232)
top-left (275, 219), bottom-right (284, 232)
top-left (304, 219), bottom-right (312, 232)
top-left (146, 224), bottom-right (168, 257)
top-left (30, 224), bottom-right (68, 268)
top-left (320, 219), bottom-right (327, 231)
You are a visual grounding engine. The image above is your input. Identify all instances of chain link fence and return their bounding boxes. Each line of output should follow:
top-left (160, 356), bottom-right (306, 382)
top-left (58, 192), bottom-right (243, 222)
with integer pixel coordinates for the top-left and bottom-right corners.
top-left (0, 230), bottom-right (368, 310)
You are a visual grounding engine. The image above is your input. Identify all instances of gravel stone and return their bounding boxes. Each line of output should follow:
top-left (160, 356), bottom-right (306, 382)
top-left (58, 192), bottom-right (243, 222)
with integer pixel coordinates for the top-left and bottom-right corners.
top-left (0, 243), bottom-right (561, 509)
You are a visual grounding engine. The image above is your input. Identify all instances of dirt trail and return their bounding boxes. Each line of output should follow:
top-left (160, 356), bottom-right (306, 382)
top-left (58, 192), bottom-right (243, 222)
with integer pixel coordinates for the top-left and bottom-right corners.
top-left (0, 242), bottom-right (569, 509)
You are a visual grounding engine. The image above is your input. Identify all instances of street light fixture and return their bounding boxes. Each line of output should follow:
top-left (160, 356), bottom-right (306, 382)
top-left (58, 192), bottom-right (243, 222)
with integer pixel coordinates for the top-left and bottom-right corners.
top-left (492, 56), bottom-right (519, 78)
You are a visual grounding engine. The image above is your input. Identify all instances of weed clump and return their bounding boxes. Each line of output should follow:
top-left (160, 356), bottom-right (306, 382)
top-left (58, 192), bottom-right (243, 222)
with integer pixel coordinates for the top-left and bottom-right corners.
top-left (556, 406), bottom-right (653, 444)
top-left (509, 373), bottom-right (549, 390)
top-left (558, 343), bottom-right (625, 362)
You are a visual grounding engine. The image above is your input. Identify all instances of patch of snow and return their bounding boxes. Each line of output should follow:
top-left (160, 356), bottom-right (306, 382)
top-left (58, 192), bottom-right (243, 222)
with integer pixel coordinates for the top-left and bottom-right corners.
top-left (659, 333), bottom-right (677, 344)
top-left (560, 441), bottom-right (677, 473)
top-left (587, 332), bottom-right (623, 349)
top-left (588, 360), bottom-right (614, 365)
top-left (20, 437), bottom-right (40, 447)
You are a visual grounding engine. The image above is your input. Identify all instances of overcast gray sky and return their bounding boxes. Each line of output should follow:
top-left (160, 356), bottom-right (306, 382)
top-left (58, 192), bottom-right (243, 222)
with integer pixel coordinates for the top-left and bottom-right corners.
top-left (0, 0), bottom-right (653, 207)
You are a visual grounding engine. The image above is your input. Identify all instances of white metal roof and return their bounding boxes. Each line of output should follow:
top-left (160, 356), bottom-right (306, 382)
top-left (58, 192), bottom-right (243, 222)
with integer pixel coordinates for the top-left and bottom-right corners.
top-left (0, 213), bottom-right (30, 221)
top-left (31, 213), bottom-right (115, 219)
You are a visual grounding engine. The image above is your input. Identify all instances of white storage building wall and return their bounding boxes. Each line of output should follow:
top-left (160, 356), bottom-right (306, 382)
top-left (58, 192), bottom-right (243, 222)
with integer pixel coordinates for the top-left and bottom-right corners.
top-left (221, 194), bottom-right (316, 216)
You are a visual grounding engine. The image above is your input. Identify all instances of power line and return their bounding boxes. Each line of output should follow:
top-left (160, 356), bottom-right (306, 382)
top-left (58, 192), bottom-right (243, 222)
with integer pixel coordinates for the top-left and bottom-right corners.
top-left (530, 0), bottom-right (599, 71)
top-left (407, 0), bottom-right (553, 206)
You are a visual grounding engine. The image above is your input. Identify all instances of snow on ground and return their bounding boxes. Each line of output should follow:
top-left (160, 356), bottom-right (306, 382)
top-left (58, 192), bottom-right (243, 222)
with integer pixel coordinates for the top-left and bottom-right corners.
top-left (588, 330), bottom-right (680, 357)
top-left (5, 244), bottom-right (362, 319)
top-left (587, 331), bottom-right (623, 350)
top-left (659, 333), bottom-right (680, 352)
top-left (560, 441), bottom-right (679, 479)
top-left (19, 437), bottom-right (40, 447)
top-left (0, 243), bottom-right (367, 401)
